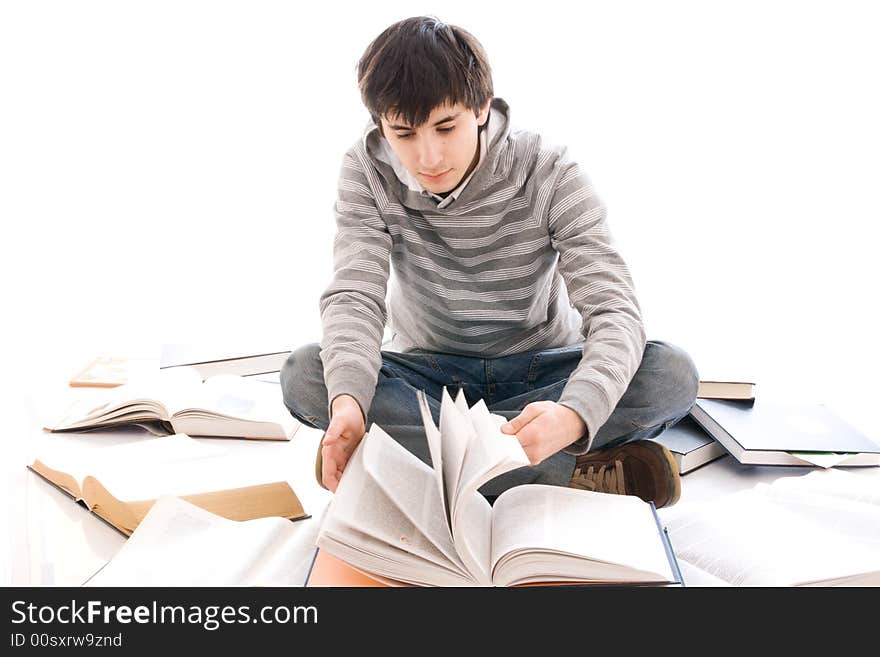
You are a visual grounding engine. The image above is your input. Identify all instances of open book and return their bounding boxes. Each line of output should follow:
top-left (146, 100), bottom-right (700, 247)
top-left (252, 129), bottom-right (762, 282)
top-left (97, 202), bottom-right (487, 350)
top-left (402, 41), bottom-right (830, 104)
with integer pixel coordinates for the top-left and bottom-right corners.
top-left (663, 469), bottom-right (880, 586)
top-left (28, 434), bottom-right (308, 536)
top-left (315, 389), bottom-right (681, 587)
top-left (47, 366), bottom-right (299, 440)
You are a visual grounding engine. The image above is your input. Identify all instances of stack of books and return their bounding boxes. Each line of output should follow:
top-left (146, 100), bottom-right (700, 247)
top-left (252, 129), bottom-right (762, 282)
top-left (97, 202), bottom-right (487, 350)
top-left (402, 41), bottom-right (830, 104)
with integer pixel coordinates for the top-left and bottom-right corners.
top-left (651, 379), bottom-right (755, 474)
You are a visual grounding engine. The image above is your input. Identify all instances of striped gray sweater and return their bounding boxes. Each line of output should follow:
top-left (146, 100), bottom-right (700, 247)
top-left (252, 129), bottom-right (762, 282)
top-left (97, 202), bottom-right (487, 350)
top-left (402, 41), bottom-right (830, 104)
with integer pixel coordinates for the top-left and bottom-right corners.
top-left (319, 97), bottom-right (646, 454)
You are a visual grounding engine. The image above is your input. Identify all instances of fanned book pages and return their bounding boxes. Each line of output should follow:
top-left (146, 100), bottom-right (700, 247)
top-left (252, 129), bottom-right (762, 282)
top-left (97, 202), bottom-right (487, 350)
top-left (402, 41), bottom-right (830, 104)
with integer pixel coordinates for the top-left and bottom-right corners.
top-left (47, 366), bottom-right (299, 441)
top-left (28, 434), bottom-right (308, 536)
top-left (662, 469), bottom-right (880, 586)
top-left (313, 388), bottom-right (681, 587)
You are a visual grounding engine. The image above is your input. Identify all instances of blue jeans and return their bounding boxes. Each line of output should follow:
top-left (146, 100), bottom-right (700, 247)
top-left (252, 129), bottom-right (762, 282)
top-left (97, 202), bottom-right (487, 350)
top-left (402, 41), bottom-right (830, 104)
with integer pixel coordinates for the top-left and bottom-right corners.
top-left (280, 341), bottom-right (698, 498)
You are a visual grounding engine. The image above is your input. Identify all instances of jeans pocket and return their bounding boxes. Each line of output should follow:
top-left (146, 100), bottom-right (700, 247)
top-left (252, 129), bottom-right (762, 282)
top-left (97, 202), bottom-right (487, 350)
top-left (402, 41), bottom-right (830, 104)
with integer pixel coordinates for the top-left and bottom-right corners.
top-left (526, 344), bottom-right (584, 388)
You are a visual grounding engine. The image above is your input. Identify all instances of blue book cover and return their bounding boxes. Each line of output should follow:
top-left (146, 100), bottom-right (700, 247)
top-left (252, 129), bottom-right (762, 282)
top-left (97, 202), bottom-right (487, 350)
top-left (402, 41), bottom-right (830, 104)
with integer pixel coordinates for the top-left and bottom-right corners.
top-left (691, 399), bottom-right (880, 466)
top-left (652, 414), bottom-right (727, 473)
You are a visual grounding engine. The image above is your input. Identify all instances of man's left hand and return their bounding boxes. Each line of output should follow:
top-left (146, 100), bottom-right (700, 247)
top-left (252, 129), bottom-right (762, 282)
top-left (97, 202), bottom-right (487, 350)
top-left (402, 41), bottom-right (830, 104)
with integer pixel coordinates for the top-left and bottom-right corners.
top-left (501, 401), bottom-right (587, 465)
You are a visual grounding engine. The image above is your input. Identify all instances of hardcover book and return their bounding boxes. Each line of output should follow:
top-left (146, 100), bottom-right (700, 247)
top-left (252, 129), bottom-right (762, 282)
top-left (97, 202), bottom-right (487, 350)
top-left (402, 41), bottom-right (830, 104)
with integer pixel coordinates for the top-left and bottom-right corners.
top-left (690, 399), bottom-right (880, 466)
top-left (28, 434), bottom-right (308, 537)
top-left (697, 380), bottom-right (756, 401)
top-left (651, 414), bottom-right (727, 474)
top-left (160, 343), bottom-right (292, 379)
top-left (48, 366), bottom-right (298, 441)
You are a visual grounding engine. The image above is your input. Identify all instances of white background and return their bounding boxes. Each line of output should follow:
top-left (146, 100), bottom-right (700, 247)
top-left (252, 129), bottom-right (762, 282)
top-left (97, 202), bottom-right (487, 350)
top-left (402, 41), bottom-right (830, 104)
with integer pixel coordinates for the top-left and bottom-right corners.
top-left (1, 1), bottom-right (878, 438)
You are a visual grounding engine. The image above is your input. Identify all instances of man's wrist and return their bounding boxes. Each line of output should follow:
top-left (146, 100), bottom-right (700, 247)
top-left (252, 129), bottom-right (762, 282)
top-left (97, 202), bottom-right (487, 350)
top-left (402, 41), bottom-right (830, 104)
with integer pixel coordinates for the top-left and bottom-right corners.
top-left (331, 393), bottom-right (366, 423)
top-left (557, 402), bottom-right (588, 445)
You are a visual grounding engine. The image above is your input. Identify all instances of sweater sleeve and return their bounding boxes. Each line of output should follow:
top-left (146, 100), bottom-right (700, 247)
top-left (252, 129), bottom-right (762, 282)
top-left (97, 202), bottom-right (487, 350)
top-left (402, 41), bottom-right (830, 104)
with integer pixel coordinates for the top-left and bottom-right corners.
top-left (319, 148), bottom-right (392, 420)
top-left (547, 158), bottom-right (647, 455)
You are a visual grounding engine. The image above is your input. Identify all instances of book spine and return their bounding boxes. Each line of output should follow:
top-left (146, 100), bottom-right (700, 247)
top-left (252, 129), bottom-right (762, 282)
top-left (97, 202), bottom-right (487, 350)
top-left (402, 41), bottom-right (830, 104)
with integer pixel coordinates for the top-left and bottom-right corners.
top-left (652, 502), bottom-right (683, 586)
top-left (688, 406), bottom-right (734, 446)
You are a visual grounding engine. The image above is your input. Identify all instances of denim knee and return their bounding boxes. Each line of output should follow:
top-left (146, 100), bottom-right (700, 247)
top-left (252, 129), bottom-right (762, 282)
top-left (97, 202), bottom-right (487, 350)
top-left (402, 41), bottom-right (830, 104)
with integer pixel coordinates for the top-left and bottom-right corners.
top-left (648, 340), bottom-right (699, 420)
top-left (280, 342), bottom-right (328, 428)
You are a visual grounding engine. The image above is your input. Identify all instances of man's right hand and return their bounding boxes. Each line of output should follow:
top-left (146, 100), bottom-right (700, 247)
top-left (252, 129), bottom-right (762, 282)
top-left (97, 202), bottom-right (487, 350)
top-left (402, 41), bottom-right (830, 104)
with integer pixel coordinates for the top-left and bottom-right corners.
top-left (321, 394), bottom-right (366, 492)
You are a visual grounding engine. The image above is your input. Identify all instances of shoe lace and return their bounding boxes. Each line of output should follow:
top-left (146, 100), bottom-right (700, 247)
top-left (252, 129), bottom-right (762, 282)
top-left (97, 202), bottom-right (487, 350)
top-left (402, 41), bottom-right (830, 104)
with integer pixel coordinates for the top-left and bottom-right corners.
top-left (570, 459), bottom-right (626, 495)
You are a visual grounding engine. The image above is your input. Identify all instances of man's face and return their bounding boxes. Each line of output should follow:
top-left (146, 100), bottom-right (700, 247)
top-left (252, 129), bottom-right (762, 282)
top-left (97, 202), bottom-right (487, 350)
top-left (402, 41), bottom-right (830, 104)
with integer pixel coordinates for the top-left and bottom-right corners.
top-left (381, 100), bottom-right (491, 195)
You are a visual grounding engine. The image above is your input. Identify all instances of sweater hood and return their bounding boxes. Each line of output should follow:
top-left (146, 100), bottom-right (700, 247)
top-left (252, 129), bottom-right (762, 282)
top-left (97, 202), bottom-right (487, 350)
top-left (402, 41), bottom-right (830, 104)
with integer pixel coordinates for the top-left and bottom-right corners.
top-left (361, 97), bottom-right (514, 212)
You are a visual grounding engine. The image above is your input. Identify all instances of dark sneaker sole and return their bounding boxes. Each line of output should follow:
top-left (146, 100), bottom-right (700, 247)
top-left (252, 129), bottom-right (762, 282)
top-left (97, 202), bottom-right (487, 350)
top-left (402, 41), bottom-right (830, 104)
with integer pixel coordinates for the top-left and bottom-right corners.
top-left (649, 442), bottom-right (681, 508)
top-left (624, 440), bottom-right (681, 508)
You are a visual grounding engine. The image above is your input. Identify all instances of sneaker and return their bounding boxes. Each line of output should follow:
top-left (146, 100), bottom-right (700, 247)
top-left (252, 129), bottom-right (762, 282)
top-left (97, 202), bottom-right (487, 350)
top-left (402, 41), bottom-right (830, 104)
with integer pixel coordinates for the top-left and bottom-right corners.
top-left (568, 440), bottom-right (681, 508)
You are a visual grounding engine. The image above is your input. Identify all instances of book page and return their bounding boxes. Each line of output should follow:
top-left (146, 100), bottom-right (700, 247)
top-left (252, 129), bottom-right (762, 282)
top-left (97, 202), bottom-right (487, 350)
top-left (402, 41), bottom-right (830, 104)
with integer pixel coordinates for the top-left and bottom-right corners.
top-left (417, 390), bottom-right (449, 530)
top-left (361, 425), bottom-right (465, 571)
top-left (767, 468), bottom-right (880, 506)
top-left (317, 521), bottom-right (472, 586)
top-left (459, 399), bottom-right (531, 497)
top-left (34, 434), bottom-right (221, 489)
top-left (439, 388), bottom-right (475, 523)
top-left (490, 485), bottom-right (675, 586)
top-left (35, 434), bottom-right (293, 502)
top-left (316, 437), bottom-right (471, 586)
top-left (168, 374), bottom-right (287, 420)
top-left (445, 398), bottom-right (532, 585)
top-left (164, 374), bottom-right (297, 439)
top-left (51, 367), bottom-right (203, 429)
top-left (85, 496), bottom-right (310, 586)
top-left (432, 390), bottom-right (494, 584)
top-left (753, 469), bottom-right (880, 547)
top-left (677, 560), bottom-right (733, 587)
top-left (320, 434), bottom-right (463, 574)
top-left (413, 391), bottom-right (533, 585)
top-left (664, 482), bottom-right (880, 586)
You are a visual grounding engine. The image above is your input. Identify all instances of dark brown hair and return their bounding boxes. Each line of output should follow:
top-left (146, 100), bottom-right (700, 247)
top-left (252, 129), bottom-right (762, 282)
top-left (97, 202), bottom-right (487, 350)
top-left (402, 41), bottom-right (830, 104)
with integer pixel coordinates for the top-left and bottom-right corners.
top-left (357, 16), bottom-right (494, 131)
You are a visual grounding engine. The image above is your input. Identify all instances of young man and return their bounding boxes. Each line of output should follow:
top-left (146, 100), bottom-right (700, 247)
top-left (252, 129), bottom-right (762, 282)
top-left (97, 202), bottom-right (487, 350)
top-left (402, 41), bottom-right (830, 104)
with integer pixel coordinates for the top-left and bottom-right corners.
top-left (281, 16), bottom-right (698, 507)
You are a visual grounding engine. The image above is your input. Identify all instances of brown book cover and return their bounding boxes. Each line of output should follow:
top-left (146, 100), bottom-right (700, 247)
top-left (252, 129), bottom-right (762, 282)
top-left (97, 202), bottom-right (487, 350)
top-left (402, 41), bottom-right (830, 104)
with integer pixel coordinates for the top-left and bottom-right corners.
top-left (28, 435), bottom-right (308, 536)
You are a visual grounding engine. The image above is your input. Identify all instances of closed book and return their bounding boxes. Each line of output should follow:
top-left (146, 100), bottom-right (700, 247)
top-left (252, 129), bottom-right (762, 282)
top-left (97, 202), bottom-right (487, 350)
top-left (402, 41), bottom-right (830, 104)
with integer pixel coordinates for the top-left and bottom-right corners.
top-left (160, 343), bottom-right (292, 379)
top-left (651, 414), bottom-right (727, 474)
top-left (690, 399), bottom-right (880, 467)
top-left (697, 380), bottom-right (756, 401)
